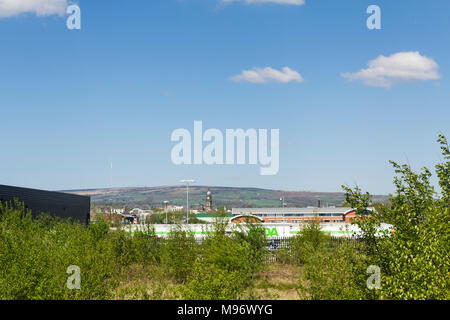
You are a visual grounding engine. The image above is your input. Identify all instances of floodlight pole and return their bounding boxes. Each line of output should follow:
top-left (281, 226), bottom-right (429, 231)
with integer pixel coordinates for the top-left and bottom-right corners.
top-left (280, 192), bottom-right (285, 208)
top-left (180, 180), bottom-right (195, 224)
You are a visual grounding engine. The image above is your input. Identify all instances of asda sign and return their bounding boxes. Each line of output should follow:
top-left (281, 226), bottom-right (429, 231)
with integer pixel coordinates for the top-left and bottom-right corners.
top-left (265, 227), bottom-right (279, 237)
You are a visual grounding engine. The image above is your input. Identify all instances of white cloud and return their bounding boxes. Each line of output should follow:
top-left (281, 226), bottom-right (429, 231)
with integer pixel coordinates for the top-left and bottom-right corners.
top-left (230, 66), bottom-right (304, 84)
top-left (222, 0), bottom-right (305, 5)
top-left (341, 51), bottom-right (441, 89)
top-left (0, 0), bottom-right (68, 18)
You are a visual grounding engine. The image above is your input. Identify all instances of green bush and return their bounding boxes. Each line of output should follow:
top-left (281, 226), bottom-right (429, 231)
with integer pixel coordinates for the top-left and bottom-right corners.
top-left (0, 207), bottom-right (268, 300)
top-left (343, 134), bottom-right (450, 300)
top-left (299, 240), bottom-right (372, 300)
top-left (289, 217), bottom-right (378, 300)
top-left (177, 221), bottom-right (268, 300)
top-left (232, 223), bottom-right (268, 273)
top-left (290, 219), bottom-right (329, 265)
top-left (160, 226), bottom-right (198, 282)
top-left (178, 257), bottom-right (246, 300)
top-left (131, 225), bottom-right (161, 266)
top-left (147, 211), bottom-right (202, 224)
top-left (0, 201), bottom-right (119, 299)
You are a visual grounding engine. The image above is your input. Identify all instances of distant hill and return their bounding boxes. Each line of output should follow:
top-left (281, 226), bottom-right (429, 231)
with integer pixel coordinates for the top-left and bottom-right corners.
top-left (65, 186), bottom-right (389, 209)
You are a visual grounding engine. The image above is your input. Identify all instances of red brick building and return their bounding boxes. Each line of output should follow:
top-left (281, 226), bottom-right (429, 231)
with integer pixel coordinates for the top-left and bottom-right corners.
top-left (231, 207), bottom-right (373, 224)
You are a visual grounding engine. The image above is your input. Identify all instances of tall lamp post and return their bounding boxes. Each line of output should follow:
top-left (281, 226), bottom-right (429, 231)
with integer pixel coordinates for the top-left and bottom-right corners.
top-left (280, 192), bottom-right (286, 208)
top-left (180, 179), bottom-right (195, 224)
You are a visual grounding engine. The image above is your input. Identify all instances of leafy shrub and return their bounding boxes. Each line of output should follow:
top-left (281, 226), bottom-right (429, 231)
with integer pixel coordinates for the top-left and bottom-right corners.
top-left (160, 226), bottom-right (198, 282)
top-left (343, 134), bottom-right (450, 300)
top-left (290, 219), bottom-right (329, 265)
top-left (0, 201), bottom-right (119, 299)
top-left (299, 240), bottom-right (372, 300)
top-left (232, 223), bottom-right (268, 273)
top-left (131, 225), bottom-right (161, 266)
top-left (178, 257), bottom-right (246, 300)
top-left (88, 219), bottom-right (110, 242)
top-left (177, 220), bottom-right (268, 300)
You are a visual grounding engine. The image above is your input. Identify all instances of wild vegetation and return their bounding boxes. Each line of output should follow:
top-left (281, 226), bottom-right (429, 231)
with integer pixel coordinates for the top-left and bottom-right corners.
top-left (146, 210), bottom-right (203, 224)
top-left (0, 134), bottom-right (448, 300)
top-left (0, 204), bottom-right (267, 300)
top-left (341, 133), bottom-right (449, 299)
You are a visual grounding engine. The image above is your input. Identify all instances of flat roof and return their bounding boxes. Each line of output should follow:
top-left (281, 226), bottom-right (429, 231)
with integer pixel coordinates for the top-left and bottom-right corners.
top-left (195, 213), bottom-right (233, 218)
top-left (231, 207), bottom-right (365, 215)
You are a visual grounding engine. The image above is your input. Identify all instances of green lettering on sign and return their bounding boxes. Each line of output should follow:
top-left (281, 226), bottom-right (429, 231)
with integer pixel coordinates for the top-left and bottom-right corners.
top-left (265, 227), bottom-right (279, 237)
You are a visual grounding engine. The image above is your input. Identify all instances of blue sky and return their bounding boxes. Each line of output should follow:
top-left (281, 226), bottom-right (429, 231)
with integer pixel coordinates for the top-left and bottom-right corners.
top-left (0, 0), bottom-right (449, 195)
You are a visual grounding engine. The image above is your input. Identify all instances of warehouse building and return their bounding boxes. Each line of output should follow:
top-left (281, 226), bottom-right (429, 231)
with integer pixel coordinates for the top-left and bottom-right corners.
top-left (231, 207), bottom-right (373, 224)
top-left (0, 184), bottom-right (90, 224)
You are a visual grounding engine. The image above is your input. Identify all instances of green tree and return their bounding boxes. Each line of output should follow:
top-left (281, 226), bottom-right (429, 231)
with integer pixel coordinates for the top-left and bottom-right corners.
top-left (343, 134), bottom-right (450, 299)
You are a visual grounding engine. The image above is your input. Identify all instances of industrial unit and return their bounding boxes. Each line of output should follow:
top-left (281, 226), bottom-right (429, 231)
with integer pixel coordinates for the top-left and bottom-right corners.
top-left (231, 207), bottom-right (373, 224)
top-left (127, 222), bottom-right (392, 239)
top-left (0, 184), bottom-right (90, 224)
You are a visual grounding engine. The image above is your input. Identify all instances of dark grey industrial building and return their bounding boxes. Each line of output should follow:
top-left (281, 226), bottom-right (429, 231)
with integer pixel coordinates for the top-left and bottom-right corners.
top-left (0, 184), bottom-right (90, 224)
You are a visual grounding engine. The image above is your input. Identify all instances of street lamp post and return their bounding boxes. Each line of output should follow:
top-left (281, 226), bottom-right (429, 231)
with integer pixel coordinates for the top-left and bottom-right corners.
top-left (280, 192), bottom-right (285, 208)
top-left (180, 179), bottom-right (195, 224)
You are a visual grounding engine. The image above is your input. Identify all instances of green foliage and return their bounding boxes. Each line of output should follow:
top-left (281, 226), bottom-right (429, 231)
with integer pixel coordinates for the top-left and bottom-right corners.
top-left (178, 257), bottom-right (246, 300)
top-left (160, 226), bottom-right (198, 282)
top-left (436, 133), bottom-right (450, 204)
top-left (148, 211), bottom-right (202, 224)
top-left (177, 221), bottom-right (268, 300)
top-left (88, 218), bottom-right (110, 241)
top-left (233, 223), bottom-right (268, 271)
top-left (342, 185), bottom-right (384, 257)
top-left (0, 200), bottom-right (119, 299)
top-left (288, 219), bottom-right (372, 299)
top-left (290, 219), bottom-right (329, 264)
top-left (110, 224), bottom-right (160, 267)
top-left (0, 203), bottom-right (269, 300)
top-left (342, 134), bottom-right (450, 300)
top-left (131, 225), bottom-right (161, 265)
top-left (299, 240), bottom-right (372, 300)
top-left (215, 206), bottom-right (228, 215)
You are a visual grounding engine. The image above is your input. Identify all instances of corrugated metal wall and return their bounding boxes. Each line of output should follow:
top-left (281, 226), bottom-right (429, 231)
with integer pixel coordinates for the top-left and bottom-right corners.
top-left (0, 184), bottom-right (90, 224)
